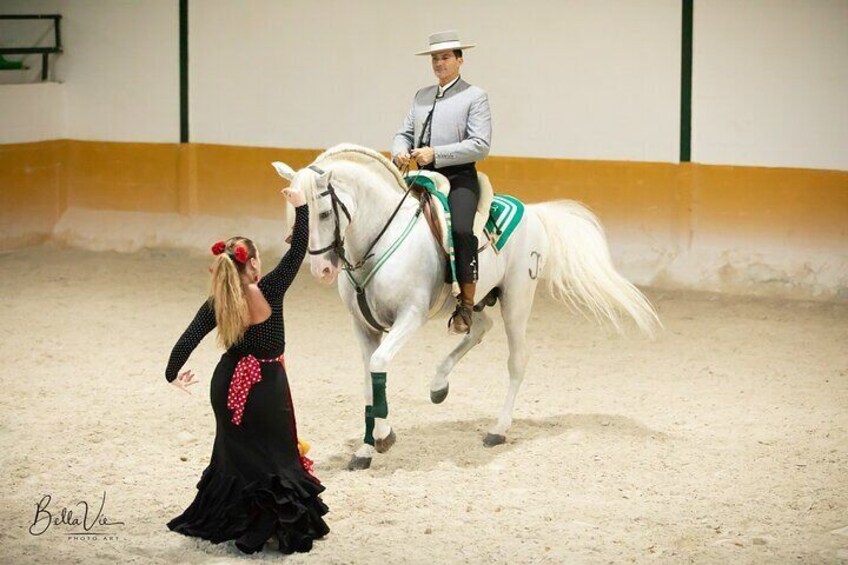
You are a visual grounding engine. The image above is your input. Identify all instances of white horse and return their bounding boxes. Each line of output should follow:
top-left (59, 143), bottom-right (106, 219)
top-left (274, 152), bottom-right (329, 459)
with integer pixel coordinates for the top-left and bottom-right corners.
top-left (274, 144), bottom-right (659, 470)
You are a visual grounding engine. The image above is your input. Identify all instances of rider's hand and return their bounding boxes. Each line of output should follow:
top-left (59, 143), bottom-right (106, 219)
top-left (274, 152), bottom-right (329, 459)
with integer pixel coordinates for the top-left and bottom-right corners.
top-left (393, 151), bottom-right (411, 168)
top-left (411, 147), bottom-right (435, 166)
top-left (171, 369), bottom-right (197, 395)
top-left (282, 186), bottom-right (307, 208)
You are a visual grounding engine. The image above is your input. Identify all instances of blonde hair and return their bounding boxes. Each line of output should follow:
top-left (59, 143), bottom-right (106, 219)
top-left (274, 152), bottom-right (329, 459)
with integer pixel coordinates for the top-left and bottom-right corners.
top-left (209, 237), bottom-right (257, 349)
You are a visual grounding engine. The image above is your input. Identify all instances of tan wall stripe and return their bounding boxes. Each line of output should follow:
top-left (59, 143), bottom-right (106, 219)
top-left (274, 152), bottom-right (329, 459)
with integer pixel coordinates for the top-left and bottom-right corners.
top-left (2, 141), bottom-right (846, 254)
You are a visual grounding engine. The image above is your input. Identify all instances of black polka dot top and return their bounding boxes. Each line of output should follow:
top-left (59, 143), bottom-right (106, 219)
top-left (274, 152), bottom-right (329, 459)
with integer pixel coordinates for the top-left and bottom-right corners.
top-left (165, 205), bottom-right (309, 382)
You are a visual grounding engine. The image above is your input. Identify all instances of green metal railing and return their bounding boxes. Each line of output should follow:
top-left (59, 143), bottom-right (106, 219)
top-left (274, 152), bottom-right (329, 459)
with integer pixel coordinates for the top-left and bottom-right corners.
top-left (0, 14), bottom-right (63, 81)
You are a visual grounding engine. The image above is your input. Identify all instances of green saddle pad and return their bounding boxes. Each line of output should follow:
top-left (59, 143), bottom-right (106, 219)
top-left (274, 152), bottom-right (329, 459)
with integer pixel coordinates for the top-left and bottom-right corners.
top-left (485, 194), bottom-right (524, 251)
top-left (405, 175), bottom-right (438, 193)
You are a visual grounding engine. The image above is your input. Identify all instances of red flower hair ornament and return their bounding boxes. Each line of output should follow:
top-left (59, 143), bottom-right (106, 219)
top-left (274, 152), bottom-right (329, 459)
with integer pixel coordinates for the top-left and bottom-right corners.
top-left (233, 245), bottom-right (249, 264)
top-left (211, 241), bottom-right (227, 255)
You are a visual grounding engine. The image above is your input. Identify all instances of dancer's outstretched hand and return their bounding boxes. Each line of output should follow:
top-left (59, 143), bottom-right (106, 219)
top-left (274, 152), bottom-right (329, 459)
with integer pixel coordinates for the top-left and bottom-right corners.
top-left (172, 369), bottom-right (197, 395)
top-left (282, 186), bottom-right (306, 208)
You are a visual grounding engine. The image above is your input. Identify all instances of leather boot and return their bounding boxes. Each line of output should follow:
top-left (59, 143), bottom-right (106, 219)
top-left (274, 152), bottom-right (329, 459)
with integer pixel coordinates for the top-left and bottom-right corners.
top-left (448, 282), bottom-right (476, 334)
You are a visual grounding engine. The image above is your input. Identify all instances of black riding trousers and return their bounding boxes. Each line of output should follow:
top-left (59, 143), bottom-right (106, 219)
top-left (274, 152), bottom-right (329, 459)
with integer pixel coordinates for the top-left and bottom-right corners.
top-left (425, 162), bottom-right (480, 283)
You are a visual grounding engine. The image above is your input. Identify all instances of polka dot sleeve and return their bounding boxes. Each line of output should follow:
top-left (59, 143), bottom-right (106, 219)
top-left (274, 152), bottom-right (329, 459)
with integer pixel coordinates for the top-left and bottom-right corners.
top-left (260, 204), bottom-right (309, 299)
top-left (165, 300), bottom-right (217, 382)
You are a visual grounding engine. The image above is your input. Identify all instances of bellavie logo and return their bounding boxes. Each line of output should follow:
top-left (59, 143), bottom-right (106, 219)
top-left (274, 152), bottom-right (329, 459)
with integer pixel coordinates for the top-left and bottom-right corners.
top-left (29, 492), bottom-right (125, 540)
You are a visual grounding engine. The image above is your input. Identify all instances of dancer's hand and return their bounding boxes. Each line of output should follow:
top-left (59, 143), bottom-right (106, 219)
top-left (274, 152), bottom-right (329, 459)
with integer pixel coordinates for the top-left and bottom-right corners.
top-left (172, 369), bottom-right (197, 395)
top-left (282, 186), bottom-right (306, 208)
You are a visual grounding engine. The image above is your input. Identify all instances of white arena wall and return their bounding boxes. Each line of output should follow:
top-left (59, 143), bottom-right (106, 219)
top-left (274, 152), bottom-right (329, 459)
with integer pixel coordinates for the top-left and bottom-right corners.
top-left (1, 0), bottom-right (846, 299)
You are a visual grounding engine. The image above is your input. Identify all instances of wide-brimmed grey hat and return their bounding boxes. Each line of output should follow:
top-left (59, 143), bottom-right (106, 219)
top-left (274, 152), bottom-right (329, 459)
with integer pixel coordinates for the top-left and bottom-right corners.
top-left (415, 30), bottom-right (476, 56)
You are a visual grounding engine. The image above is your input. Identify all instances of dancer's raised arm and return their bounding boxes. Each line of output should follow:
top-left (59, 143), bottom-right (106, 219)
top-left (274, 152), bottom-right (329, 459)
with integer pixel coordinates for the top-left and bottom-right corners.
top-left (259, 187), bottom-right (308, 298)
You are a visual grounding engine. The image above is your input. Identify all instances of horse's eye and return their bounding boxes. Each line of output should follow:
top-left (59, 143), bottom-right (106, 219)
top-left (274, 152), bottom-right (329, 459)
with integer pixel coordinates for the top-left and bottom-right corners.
top-left (318, 211), bottom-right (331, 221)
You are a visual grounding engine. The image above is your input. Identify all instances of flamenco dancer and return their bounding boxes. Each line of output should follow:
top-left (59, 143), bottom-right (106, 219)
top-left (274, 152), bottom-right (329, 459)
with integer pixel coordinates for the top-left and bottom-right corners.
top-left (164, 185), bottom-right (329, 554)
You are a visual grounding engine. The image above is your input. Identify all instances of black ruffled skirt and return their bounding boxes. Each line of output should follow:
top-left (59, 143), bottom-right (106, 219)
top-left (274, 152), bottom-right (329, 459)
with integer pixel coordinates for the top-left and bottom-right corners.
top-left (168, 352), bottom-right (329, 554)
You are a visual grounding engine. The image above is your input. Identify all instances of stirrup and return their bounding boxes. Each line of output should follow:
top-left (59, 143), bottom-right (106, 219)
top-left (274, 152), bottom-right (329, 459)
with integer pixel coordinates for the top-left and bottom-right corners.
top-left (448, 302), bottom-right (473, 335)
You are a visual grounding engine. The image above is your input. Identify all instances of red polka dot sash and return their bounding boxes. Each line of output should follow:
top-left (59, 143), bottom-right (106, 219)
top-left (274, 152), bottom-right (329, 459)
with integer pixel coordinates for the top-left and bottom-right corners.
top-left (226, 354), bottom-right (284, 425)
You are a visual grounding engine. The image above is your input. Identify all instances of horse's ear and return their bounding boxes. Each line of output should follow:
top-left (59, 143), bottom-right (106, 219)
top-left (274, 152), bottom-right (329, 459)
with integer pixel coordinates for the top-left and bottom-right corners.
top-left (271, 161), bottom-right (296, 182)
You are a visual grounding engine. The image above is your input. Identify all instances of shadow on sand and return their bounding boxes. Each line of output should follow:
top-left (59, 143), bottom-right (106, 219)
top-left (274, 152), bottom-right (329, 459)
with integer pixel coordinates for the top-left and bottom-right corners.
top-left (318, 412), bottom-right (670, 476)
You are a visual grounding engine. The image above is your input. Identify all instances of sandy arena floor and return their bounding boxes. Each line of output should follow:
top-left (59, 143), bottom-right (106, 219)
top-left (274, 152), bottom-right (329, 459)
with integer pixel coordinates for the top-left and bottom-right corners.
top-left (0, 246), bottom-right (846, 564)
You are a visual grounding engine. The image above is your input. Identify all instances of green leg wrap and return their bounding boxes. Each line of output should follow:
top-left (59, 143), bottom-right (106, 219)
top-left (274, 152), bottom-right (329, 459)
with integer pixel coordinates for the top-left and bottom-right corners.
top-left (364, 406), bottom-right (375, 446)
top-left (371, 372), bottom-right (388, 419)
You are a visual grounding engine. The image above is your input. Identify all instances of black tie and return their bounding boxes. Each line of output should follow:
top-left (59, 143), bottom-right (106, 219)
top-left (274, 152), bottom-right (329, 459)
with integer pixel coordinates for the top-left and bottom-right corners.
top-left (417, 78), bottom-right (459, 149)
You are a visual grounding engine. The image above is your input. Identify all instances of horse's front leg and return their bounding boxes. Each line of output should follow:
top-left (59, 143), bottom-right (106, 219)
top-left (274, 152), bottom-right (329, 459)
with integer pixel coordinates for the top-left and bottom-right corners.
top-left (347, 308), bottom-right (426, 471)
top-left (348, 322), bottom-right (382, 470)
top-left (430, 309), bottom-right (494, 403)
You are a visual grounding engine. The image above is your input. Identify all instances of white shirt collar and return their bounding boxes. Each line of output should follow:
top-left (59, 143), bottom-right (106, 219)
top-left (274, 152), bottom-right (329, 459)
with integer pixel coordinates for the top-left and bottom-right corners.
top-left (437, 76), bottom-right (460, 97)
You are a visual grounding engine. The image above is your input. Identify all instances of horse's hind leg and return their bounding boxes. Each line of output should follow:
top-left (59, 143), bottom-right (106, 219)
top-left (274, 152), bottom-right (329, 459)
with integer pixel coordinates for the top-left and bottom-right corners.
top-left (430, 309), bottom-right (494, 404)
top-left (484, 285), bottom-right (534, 447)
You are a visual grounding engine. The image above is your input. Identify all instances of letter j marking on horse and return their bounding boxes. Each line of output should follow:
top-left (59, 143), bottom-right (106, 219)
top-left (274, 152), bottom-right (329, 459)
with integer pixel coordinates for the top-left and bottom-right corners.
top-left (529, 251), bottom-right (541, 279)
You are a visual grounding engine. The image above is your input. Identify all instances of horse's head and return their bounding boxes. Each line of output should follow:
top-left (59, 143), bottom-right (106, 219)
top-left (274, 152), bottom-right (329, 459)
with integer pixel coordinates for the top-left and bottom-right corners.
top-left (273, 161), bottom-right (355, 285)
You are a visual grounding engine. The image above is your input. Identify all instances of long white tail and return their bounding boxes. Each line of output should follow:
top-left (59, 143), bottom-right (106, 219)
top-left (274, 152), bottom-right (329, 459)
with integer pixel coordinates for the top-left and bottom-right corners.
top-left (530, 201), bottom-right (661, 338)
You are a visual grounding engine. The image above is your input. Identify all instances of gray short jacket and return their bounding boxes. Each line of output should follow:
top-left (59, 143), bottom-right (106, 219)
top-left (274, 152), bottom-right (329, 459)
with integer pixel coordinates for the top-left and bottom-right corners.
top-left (392, 78), bottom-right (491, 168)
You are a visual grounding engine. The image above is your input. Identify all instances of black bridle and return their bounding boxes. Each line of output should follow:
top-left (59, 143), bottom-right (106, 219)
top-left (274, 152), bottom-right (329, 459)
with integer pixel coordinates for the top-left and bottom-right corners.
top-left (306, 165), bottom-right (355, 270)
top-left (306, 164), bottom-right (420, 277)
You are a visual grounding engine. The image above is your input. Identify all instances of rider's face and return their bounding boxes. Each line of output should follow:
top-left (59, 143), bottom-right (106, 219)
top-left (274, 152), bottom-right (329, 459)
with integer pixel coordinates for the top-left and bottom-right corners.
top-left (431, 51), bottom-right (462, 86)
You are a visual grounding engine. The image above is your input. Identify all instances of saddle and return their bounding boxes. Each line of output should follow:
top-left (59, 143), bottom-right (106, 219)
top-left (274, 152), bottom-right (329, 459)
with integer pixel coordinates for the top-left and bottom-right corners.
top-left (407, 170), bottom-right (495, 255)
top-left (403, 171), bottom-right (526, 301)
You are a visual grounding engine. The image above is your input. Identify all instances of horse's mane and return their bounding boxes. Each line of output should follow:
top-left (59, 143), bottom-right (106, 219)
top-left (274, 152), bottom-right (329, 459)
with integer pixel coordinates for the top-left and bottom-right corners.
top-left (313, 143), bottom-right (408, 194)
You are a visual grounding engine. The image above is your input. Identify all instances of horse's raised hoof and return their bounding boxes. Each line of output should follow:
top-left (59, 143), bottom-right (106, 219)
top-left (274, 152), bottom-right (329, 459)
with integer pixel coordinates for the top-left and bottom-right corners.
top-left (430, 384), bottom-right (449, 404)
top-left (374, 429), bottom-right (396, 454)
top-left (483, 433), bottom-right (506, 448)
top-left (347, 455), bottom-right (372, 471)
top-left (474, 287), bottom-right (500, 312)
